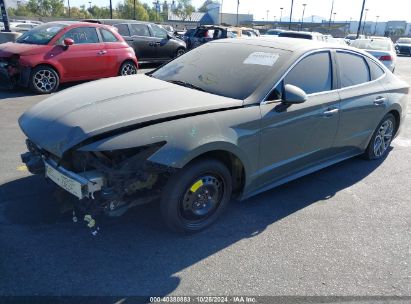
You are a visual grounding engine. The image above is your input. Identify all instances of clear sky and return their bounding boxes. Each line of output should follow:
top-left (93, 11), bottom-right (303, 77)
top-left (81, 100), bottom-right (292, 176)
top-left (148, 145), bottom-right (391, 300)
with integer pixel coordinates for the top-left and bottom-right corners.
top-left (68, 0), bottom-right (411, 22)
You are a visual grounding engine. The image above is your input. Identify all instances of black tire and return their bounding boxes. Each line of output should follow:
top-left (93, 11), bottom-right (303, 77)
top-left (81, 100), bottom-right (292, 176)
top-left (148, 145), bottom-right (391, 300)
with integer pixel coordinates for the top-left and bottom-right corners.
top-left (119, 60), bottom-right (138, 76)
top-left (160, 158), bottom-right (232, 233)
top-left (175, 48), bottom-right (185, 58)
top-left (363, 113), bottom-right (396, 160)
top-left (29, 65), bottom-right (59, 94)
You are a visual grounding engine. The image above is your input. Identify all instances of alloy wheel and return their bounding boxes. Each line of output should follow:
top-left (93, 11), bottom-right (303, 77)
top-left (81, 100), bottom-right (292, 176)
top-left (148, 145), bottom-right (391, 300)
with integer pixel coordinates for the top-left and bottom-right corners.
top-left (176, 49), bottom-right (185, 57)
top-left (121, 63), bottom-right (137, 76)
top-left (33, 69), bottom-right (57, 93)
top-left (373, 119), bottom-right (394, 157)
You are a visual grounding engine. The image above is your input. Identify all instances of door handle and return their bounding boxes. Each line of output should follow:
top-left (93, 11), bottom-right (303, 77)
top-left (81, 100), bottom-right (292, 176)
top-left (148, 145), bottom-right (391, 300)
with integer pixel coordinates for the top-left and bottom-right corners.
top-left (97, 50), bottom-right (107, 55)
top-left (374, 96), bottom-right (386, 105)
top-left (323, 108), bottom-right (339, 117)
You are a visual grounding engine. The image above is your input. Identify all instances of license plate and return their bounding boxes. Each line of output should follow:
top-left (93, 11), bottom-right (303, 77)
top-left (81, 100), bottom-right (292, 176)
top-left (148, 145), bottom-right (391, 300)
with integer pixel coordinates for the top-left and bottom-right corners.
top-left (45, 161), bottom-right (84, 199)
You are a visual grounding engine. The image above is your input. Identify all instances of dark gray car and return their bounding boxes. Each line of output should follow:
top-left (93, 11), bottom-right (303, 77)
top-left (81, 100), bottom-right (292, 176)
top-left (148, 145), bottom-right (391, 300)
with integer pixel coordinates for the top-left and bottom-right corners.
top-left (19, 38), bottom-right (409, 233)
top-left (84, 19), bottom-right (186, 63)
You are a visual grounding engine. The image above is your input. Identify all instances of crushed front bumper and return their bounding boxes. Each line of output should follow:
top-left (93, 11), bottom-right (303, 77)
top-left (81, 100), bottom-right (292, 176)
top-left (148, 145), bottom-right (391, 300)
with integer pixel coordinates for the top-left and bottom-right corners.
top-left (0, 60), bottom-right (31, 89)
top-left (21, 151), bottom-right (105, 200)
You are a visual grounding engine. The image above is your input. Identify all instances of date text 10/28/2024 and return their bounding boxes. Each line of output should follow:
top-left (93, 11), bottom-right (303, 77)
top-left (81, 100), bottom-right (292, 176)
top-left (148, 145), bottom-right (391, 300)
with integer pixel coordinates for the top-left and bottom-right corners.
top-left (149, 296), bottom-right (257, 303)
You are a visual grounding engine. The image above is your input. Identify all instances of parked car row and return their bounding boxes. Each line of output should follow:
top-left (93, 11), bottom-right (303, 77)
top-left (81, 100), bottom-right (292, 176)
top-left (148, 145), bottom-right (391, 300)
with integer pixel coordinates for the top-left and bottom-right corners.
top-left (83, 19), bottom-right (187, 63)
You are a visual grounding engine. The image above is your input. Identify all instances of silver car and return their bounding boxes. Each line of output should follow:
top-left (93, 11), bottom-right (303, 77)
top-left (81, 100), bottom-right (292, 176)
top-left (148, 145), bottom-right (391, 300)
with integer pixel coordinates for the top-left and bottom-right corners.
top-left (19, 38), bottom-right (409, 232)
top-left (351, 38), bottom-right (397, 72)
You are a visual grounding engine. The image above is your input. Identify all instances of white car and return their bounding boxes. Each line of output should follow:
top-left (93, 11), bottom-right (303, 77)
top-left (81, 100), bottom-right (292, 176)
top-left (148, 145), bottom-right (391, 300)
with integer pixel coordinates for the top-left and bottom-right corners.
top-left (351, 38), bottom-right (397, 72)
top-left (9, 22), bottom-right (38, 33)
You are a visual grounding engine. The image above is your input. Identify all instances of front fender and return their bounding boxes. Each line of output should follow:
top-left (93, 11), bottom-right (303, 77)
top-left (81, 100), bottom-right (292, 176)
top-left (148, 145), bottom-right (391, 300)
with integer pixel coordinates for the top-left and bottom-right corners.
top-left (78, 106), bottom-right (262, 187)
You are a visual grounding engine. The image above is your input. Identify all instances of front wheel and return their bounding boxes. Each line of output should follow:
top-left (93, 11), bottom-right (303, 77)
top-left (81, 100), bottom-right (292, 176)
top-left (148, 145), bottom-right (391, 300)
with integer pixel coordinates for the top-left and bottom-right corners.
top-left (364, 113), bottom-right (396, 160)
top-left (160, 159), bottom-right (232, 233)
top-left (119, 61), bottom-right (138, 76)
top-left (176, 48), bottom-right (185, 57)
top-left (29, 65), bottom-right (59, 94)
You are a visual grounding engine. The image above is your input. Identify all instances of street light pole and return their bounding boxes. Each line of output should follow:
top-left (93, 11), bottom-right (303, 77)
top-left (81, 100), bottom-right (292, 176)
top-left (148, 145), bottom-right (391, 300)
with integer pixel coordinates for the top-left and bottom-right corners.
top-left (133, 0), bottom-right (136, 20)
top-left (362, 8), bottom-right (369, 35)
top-left (67, 0), bottom-right (71, 17)
top-left (374, 15), bottom-right (379, 35)
top-left (356, 0), bottom-right (366, 38)
top-left (279, 7), bottom-right (283, 23)
top-left (109, 0), bottom-right (113, 19)
top-left (333, 12), bottom-right (336, 23)
top-left (266, 10), bottom-right (269, 22)
top-left (220, 0), bottom-right (223, 24)
top-left (300, 3), bottom-right (306, 30)
top-left (289, 0), bottom-right (294, 30)
top-left (236, 0), bottom-right (239, 26)
top-left (328, 0), bottom-right (334, 29)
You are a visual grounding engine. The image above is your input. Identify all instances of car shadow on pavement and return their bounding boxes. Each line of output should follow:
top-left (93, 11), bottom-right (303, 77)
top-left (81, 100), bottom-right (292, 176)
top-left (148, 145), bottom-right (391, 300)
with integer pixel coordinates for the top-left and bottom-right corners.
top-left (0, 153), bottom-right (388, 296)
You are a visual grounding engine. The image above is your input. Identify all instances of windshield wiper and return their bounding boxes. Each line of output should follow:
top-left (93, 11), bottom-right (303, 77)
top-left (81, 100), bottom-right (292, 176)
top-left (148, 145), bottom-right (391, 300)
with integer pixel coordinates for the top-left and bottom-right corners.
top-left (167, 80), bottom-right (206, 92)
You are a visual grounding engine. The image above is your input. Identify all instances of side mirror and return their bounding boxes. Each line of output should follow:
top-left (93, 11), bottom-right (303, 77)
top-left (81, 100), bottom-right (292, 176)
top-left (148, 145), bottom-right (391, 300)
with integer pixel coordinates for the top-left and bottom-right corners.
top-left (63, 38), bottom-right (74, 50)
top-left (166, 33), bottom-right (172, 39)
top-left (282, 84), bottom-right (307, 104)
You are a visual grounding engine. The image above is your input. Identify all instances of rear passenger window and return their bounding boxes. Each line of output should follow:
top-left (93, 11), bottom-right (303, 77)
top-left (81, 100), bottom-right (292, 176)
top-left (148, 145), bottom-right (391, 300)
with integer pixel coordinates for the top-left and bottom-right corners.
top-left (284, 51), bottom-right (332, 94)
top-left (100, 28), bottom-right (119, 42)
top-left (114, 24), bottom-right (130, 36)
top-left (337, 52), bottom-right (370, 87)
top-left (367, 59), bottom-right (385, 80)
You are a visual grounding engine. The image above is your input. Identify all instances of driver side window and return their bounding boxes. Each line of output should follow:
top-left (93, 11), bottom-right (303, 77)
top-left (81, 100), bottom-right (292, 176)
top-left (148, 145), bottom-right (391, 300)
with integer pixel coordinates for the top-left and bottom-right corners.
top-left (151, 25), bottom-right (168, 39)
top-left (57, 27), bottom-right (100, 45)
top-left (284, 51), bottom-right (332, 94)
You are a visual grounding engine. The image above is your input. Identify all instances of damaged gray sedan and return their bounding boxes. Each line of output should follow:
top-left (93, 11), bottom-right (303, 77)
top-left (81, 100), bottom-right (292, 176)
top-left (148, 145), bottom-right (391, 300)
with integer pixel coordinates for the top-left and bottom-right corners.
top-left (19, 38), bottom-right (408, 232)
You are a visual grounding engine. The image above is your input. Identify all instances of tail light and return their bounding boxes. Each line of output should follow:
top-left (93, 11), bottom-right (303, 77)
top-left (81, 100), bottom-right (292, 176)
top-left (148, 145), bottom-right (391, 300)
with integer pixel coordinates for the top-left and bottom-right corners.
top-left (379, 55), bottom-right (392, 61)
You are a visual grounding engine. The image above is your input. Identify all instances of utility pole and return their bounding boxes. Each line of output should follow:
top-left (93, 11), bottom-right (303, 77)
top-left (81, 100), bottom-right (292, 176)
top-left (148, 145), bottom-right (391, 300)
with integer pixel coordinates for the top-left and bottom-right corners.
top-left (68, 0), bottom-right (71, 17)
top-left (300, 3), bottom-right (306, 30)
top-left (362, 8), bottom-right (369, 35)
top-left (328, 0), bottom-right (334, 29)
top-left (356, 0), bottom-right (366, 38)
top-left (266, 10), bottom-right (269, 22)
top-left (133, 0), bottom-right (136, 19)
top-left (109, 0), bottom-right (113, 19)
top-left (374, 15), bottom-right (379, 35)
top-left (288, 0), bottom-right (294, 30)
top-left (333, 12), bottom-right (336, 23)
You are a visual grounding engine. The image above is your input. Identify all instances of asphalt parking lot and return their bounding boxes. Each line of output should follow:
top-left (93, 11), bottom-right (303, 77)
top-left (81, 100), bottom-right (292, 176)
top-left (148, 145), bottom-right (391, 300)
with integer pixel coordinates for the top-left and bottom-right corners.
top-left (0, 59), bottom-right (410, 298)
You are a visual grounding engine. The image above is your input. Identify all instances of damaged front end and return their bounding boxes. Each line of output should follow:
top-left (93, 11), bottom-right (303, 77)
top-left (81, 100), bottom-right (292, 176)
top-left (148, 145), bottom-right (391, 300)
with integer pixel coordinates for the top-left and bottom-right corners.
top-left (21, 139), bottom-right (172, 219)
top-left (0, 55), bottom-right (30, 90)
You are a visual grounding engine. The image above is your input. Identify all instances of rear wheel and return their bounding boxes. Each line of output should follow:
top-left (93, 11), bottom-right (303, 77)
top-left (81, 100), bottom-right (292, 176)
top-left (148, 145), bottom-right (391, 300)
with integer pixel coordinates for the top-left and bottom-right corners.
top-left (29, 65), bottom-right (59, 94)
top-left (119, 61), bottom-right (137, 76)
top-left (160, 159), bottom-right (232, 233)
top-left (364, 113), bottom-right (396, 160)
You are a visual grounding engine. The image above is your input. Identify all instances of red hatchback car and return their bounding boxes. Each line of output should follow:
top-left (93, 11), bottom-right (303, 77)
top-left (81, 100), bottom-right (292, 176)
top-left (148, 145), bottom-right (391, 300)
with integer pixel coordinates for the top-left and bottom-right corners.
top-left (0, 21), bottom-right (138, 94)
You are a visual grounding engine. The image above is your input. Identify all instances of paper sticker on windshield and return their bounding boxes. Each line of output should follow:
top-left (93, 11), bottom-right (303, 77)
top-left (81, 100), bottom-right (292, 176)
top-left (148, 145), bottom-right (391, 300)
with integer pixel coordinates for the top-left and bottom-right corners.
top-left (243, 52), bottom-right (279, 66)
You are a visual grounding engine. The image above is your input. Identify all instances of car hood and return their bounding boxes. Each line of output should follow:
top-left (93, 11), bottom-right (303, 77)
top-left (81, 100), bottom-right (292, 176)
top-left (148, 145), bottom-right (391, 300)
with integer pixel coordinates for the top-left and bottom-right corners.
top-left (0, 42), bottom-right (51, 57)
top-left (19, 75), bottom-right (241, 157)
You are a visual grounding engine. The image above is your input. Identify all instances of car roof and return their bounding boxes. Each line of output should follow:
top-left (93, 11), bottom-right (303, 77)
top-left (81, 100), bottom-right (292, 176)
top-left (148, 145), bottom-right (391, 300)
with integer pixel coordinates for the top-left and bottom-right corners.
top-left (82, 19), bottom-right (150, 25)
top-left (213, 36), bottom-right (363, 54)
